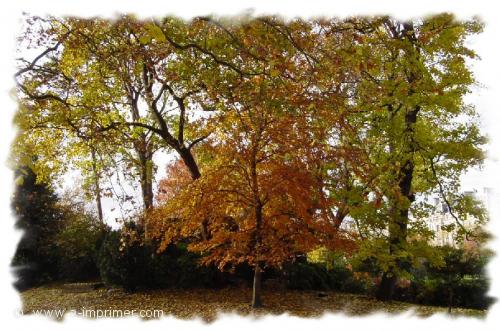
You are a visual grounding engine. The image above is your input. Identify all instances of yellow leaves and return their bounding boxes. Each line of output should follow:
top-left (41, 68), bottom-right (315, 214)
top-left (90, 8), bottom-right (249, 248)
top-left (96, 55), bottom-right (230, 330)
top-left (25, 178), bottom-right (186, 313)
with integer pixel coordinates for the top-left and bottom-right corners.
top-left (59, 45), bottom-right (89, 77)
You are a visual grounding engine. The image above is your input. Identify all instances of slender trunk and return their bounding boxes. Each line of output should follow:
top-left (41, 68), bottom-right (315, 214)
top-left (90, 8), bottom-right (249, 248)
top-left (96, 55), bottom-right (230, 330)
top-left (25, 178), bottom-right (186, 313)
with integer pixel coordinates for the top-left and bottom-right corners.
top-left (138, 147), bottom-right (154, 210)
top-left (90, 148), bottom-right (104, 223)
top-left (250, 144), bottom-right (264, 308)
top-left (252, 262), bottom-right (263, 308)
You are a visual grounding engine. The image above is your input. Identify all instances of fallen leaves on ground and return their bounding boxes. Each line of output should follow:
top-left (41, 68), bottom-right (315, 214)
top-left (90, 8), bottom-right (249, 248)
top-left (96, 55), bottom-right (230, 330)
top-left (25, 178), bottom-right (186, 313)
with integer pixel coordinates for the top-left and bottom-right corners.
top-left (20, 284), bottom-right (487, 322)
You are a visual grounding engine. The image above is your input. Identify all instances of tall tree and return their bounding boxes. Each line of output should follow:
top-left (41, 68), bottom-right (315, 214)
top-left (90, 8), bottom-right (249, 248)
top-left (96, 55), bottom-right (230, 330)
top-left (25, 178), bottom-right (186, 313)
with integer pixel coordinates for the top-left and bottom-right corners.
top-left (342, 15), bottom-right (486, 301)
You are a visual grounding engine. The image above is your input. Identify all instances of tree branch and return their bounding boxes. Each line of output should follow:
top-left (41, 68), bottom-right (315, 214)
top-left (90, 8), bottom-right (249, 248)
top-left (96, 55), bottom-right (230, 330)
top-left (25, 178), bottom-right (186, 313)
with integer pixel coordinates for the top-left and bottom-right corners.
top-left (187, 134), bottom-right (210, 150)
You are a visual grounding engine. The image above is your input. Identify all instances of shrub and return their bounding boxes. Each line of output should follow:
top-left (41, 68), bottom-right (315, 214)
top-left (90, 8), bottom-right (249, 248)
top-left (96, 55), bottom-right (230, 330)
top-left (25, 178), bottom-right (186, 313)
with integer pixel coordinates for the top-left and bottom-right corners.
top-left (97, 223), bottom-right (219, 290)
top-left (55, 212), bottom-right (106, 281)
top-left (284, 260), bottom-right (368, 293)
top-left (97, 227), bottom-right (150, 291)
top-left (395, 246), bottom-right (495, 310)
top-left (285, 262), bottom-right (331, 290)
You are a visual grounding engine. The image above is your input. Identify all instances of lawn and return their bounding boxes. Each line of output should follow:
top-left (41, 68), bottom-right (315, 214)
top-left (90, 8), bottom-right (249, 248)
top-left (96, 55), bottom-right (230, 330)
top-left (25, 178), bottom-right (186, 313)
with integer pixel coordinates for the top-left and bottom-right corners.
top-left (20, 283), bottom-right (487, 322)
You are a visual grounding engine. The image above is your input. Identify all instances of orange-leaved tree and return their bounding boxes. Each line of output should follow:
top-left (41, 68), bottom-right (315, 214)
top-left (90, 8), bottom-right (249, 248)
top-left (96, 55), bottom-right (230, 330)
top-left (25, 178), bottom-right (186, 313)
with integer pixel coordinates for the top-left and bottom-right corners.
top-left (147, 72), bottom-right (354, 307)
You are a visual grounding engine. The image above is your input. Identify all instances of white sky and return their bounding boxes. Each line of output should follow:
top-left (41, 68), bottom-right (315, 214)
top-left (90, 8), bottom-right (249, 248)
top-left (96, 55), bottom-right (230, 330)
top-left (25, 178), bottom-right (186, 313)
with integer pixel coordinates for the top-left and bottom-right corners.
top-left (1, 1), bottom-right (500, 329)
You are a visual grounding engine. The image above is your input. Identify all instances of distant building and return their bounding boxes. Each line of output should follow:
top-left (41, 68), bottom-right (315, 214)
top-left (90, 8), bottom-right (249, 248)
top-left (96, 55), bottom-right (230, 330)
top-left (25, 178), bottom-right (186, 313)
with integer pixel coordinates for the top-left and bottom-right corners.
top-left (337, 187), bottom-right (492, 247)
top-left (423, 187), bottom-right (492, 247)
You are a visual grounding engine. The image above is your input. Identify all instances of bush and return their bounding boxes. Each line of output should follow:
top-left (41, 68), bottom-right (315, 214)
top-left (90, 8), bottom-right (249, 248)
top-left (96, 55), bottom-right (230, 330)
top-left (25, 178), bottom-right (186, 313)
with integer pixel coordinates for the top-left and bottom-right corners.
top-left (404, 275), bottom-right (494, 310)
top-left (55, 213), bottom-right (106, 281)
top-left (148, 243), bottom-right (220, 289)
top-left (284, 260), bottom-right (368, 293)
top-left (97, 223), bottom-right (219, 291)
top-left (394, 247), bottom-right (495, 310)
top-left (97, 228), bottom-right (150, 291)
top-left (285, 262), bottom-right (331, 290)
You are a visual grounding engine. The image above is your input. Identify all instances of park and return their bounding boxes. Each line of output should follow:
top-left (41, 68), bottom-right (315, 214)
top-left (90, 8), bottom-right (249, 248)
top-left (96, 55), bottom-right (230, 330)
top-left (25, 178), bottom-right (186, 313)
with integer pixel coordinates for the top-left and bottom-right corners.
top-left (11, 13), bottom-right (494, 320)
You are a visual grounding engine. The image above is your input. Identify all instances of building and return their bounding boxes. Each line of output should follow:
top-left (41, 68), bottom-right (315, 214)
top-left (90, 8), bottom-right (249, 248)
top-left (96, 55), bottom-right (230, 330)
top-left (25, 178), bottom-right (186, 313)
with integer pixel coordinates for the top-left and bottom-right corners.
top-left (423, 187), bottom-right (492, 247)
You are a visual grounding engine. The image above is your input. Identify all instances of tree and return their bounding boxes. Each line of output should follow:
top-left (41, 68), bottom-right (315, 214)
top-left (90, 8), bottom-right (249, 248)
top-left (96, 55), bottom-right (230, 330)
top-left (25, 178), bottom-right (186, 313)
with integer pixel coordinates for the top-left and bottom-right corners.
top-left (147, 54), bottom-right (355, 306)
top-left (340, 15), bottom-right (486, 301)
top-left (11, 165), bottom-right (65, 289)
top-left (55, 189), bottom-right (107, 280)
top-left (15, 16), bottom-right (163, 213)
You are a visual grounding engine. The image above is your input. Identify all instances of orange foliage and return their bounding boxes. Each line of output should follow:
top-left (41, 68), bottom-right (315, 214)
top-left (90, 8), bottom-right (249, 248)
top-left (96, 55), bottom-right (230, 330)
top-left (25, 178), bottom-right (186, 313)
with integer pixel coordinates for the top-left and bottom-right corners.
top-left (156, 159), bottom-right (192, 203)
top-left (148, 93), bottom-right (354, 272)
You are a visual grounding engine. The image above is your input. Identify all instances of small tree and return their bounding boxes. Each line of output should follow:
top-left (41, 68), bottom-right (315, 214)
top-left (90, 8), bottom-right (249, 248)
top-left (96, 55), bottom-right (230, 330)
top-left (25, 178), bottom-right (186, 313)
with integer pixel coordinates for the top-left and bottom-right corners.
top-left (148, 73), bottom-right (352, 306)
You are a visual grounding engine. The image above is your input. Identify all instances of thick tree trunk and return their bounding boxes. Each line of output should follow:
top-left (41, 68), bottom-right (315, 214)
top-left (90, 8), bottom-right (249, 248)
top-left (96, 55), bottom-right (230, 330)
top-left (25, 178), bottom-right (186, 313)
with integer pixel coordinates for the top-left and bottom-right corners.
top-left (376, 21), bottom-right (422, 302)
top-left (377, 108), bottom-right (418, 301)
top-left (179, 146), bottom-right (201, 180)
top-left (376, 272), bottom-right (397, 301)
top-left (252, 263), bottom-right (263, 308)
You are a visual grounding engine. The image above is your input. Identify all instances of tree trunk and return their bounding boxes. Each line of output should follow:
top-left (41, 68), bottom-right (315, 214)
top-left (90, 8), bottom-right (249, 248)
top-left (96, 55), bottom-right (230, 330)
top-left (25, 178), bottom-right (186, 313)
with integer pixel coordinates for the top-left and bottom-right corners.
top-left (377, 108), bottom-right (418, 301)
top-left (90, 147), bottom-right (104, 223)
top-left (376, 271), bottom-right (397, 301)
top-left (179, 146), bottom-right (201, 180)
top-left (138, 147), bottom-right (154, 210)
top-left (376, 21), bottom-right (422, 302)
top-left (250, 143), bottom-right (264, 308)
top-left (129, 92), bottom-right (155, 211)
top-left (251, 263), bottom-right (263, 308)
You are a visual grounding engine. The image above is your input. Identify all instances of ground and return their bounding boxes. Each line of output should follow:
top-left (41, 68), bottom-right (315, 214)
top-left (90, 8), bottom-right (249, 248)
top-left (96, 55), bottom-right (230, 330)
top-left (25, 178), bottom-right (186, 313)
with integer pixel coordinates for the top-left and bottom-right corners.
top-left (20, 283), bottom-right (486, 322)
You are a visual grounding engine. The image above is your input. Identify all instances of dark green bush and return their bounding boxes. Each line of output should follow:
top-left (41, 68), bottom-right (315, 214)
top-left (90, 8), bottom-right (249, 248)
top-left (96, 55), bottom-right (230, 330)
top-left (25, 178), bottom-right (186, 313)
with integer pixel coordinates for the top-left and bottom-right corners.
top-left (97, 224), bottom-right (219, 291)
top-left (284, 260), bottom-right (368, 293)
top-left (55, 213), bottom-right (106, 281)
top-left (405, 275), bottom-right (494, 309)
top-left (97, 228), bottom-right (151, 291)
top-left (285, 262), bottom-right (331, 290)
top-left (147, 243), bottom-right (220, 289)
top-left (394, 246), bottom-right (495, 310)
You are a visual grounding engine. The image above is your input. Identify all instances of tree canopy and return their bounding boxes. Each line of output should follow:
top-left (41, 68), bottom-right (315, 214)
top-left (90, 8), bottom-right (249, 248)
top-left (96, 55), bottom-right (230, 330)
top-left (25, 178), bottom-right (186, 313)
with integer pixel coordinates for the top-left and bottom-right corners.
top-left (13, 13), bottom-right (487, 306)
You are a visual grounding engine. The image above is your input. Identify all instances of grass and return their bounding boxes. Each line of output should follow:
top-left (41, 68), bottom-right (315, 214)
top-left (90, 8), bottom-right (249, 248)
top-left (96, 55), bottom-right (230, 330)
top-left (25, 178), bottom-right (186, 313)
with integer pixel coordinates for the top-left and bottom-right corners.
top-left (20, 284), bottom-right (487, 322)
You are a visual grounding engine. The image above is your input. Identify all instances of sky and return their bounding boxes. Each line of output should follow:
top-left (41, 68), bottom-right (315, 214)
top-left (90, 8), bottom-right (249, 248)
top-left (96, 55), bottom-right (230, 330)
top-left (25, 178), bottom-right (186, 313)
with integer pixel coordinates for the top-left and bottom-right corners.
top-left (1, 1), bottom-right (500, 329)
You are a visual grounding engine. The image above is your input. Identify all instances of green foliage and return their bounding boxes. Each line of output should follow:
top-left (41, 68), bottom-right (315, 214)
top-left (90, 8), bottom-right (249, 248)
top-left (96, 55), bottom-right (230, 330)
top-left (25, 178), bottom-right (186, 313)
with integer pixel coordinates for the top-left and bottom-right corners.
top-left (97, 226), bottom-right (150, 292)
top-left (97, 223), bottom-right (218, 291)
top-left (55, 211), bottom-right (106, 280)
top-left (285, 260), bottom-right (367, 294)
top-left (352, 239), bottom-right (445, 280)
top-left (400, 247), bottom-right (495, 309)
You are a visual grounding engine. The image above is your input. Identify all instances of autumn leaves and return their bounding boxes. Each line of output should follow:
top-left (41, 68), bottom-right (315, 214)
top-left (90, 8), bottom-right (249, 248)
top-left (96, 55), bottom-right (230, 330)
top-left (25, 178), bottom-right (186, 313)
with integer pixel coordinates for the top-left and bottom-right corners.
top-left (15, 14), bottom-right (486, 307)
